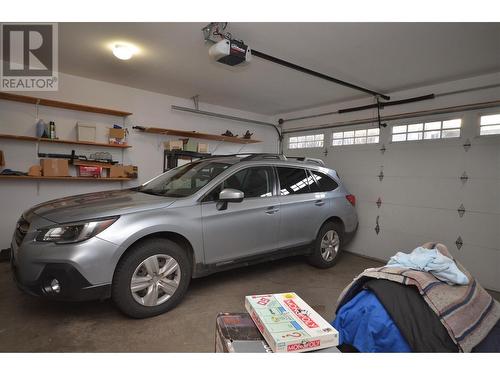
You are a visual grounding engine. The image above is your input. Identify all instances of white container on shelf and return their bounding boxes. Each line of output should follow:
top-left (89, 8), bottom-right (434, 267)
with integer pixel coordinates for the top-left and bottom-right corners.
top-left (77, 123), bottom-right (97, 142)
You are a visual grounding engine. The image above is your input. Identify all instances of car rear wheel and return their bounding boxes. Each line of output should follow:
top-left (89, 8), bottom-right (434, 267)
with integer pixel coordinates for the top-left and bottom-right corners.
top-left (112, 238), bottom-right (191, 318)
top-left (307, 222), bottom-right (343, 268)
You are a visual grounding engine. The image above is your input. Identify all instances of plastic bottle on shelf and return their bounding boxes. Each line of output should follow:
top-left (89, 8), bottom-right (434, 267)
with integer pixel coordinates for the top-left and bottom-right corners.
top-left (36, 119), bottom-right (47, 138)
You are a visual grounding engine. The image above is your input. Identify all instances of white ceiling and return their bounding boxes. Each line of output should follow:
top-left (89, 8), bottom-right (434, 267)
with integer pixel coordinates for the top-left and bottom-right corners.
top-left (59, 22), bottom-right (500, 115)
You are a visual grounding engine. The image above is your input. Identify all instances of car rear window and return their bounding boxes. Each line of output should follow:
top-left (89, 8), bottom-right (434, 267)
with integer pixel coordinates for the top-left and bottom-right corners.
top-left (309, 170), bottom-right (338, 192)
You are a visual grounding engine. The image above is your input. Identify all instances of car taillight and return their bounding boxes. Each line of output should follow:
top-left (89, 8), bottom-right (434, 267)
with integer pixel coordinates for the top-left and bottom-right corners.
top-left (346, 194), bottom-right (356, 206)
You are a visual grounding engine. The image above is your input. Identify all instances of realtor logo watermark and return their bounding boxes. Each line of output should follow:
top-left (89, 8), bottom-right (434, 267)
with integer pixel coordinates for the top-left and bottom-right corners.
top-left (1, 23), bottom-right (58, 91)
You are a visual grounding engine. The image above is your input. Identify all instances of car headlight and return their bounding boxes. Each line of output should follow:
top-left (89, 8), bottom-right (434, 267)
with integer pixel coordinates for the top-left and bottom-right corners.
top-left (35, 217), bottom-right (118, 244)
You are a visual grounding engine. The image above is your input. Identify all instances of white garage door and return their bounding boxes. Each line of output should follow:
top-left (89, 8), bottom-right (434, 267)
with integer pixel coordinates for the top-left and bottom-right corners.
top-left (286, 108), bottom-right (500, 291)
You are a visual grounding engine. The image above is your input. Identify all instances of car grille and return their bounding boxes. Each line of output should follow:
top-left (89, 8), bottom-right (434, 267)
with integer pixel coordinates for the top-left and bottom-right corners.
top-left (14, 215), bottom-right (30, 246)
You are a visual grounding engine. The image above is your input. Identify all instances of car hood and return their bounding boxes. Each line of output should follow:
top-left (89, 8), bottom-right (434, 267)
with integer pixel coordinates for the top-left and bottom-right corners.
top-left (25, 189), bottom-right (176, 224)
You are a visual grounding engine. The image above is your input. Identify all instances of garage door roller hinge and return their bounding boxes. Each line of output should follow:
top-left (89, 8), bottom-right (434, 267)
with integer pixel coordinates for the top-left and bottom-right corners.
top-left (457, 204), bottom-right (466, 218)
top-left (463, 138), bottom-right (471, 152)
top-left (376, 197), bottom-right (382, 208)
top-left (375, 215), bottom-right (381, 235)
top-left (378, 167), bottom-right (384, 182)
top-left (455, 236), bottom-right (463, 250)
top-left (460, 172), bottom-right (469, 183)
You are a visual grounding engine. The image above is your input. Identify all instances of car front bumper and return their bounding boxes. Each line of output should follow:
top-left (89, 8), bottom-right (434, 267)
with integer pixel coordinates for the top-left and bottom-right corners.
top-left (10, 224), bottom-right (117, 301)
top-left (10, 254), bottom-right (111, 301)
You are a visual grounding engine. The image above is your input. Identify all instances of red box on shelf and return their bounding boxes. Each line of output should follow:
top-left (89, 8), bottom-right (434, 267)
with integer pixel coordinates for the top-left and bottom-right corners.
top-left (77, 166), bottom-right (102, 178)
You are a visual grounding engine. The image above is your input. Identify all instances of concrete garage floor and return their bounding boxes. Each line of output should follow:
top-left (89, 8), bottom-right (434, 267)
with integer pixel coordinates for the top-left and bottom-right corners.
top-left (0, 253), bottom-right (498, 352)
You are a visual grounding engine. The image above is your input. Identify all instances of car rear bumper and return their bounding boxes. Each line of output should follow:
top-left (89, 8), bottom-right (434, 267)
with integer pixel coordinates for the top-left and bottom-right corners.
top-left (344, 221), bottom-right (358, 244)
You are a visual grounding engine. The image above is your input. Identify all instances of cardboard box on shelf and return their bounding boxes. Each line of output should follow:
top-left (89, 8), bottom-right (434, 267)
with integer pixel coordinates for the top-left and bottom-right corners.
top-left (124, 165), bottom-right (138, 179)
top-left (28, 165), bottom-right (42, 177)
top-left (40, 159), bottom-right (70, 177)
top-left (77, 166), bottom-right (102, 178)
top-left (108, 165), bottom-right (127, 178)
top-left (164, 140), bottom-right (184, 151)
top-left (245, 292), bottom-right (339, 353)
top-left (109, 128), bottom-right (126, 139)
top-left (197, 143), bottom-right (209, 153)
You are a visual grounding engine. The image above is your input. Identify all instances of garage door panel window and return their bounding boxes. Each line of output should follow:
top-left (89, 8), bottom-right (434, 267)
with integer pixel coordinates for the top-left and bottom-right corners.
top-left (480, 114), bottom-right (500, 136)
top-left (392, 118), bottom-right (462, 142)
top-left (277, 167), bottom-right (314, 195)
top-left (332, 127), bottom-right (379, 146)
top-left (289, 134), bottom-right (324, 149)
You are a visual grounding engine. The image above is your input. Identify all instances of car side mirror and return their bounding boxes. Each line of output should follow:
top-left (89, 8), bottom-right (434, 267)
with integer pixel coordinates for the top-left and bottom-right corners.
top-left (217, 188), bottom-right (244, 210)
top-left (219, 188), bottom-right (244, 202)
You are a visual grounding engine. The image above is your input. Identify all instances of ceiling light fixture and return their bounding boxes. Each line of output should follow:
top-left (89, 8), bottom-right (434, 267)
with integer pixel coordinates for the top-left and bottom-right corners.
top-left (112, 44), bottom-right (136, 60)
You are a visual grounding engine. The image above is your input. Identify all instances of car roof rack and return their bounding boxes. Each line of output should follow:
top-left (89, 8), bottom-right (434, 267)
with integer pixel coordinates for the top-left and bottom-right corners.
top-left (201, 153), bottom-right (325, 166)
top-left (241, 153), bottom-right (287, 161)
top-left (201, 153), bottom-right (285, 160)
top-left (284, 156), bottom-right (326, 166)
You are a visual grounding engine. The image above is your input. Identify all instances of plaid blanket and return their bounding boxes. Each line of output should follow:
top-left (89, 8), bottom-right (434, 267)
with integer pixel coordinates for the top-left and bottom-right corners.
top-left (336, 243), bottom-right (500, 352)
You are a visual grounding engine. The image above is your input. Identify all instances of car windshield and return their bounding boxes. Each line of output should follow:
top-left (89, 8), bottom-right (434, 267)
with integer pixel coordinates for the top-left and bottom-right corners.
top-left (136, 161), bottom-right (231, 198)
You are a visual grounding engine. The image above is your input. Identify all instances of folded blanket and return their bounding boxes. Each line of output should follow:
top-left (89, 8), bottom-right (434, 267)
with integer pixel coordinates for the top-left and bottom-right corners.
top-left (336, 242), bottom-right (500, 352)
top-left (386, 246), bottom-right (469, 285)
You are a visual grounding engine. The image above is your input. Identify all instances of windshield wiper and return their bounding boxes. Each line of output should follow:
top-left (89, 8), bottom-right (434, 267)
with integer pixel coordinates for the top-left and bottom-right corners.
top-left (137, 189), bottom-right (164, 197)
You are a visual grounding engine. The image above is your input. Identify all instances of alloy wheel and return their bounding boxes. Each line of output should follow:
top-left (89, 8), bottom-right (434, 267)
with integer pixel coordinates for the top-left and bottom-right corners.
top-left (130, 254), bottom-right (181, 307)
top-left (320, 230), bottom-right (340, 262)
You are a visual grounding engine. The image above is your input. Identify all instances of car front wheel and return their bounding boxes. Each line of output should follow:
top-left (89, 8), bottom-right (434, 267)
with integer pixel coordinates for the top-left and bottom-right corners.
top-left (112, 238), bottom-right (191, 318)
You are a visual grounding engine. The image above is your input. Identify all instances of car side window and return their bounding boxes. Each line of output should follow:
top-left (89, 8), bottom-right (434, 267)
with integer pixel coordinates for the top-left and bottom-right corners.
top-left (309, 170), bottom-right (338, 192)
top-left (276, 167), bottom-right (313, 195)
top-left (204, 166), bottom-right (274, 202)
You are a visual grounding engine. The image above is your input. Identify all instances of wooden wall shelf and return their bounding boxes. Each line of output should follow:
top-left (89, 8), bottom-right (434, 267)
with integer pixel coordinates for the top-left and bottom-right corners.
top-left (0, 175), bottom-right (132, 182)
top-left (0, 133), bottom-right (131, 149)
top-left (0, 92), bottom-right (132, 117)
top-left (134, 127), bottom-right (261, 144)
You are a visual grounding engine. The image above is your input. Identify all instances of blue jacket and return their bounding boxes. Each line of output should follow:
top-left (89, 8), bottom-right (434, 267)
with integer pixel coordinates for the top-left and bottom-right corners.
top-left (332, 290), bottom-right (411, 352)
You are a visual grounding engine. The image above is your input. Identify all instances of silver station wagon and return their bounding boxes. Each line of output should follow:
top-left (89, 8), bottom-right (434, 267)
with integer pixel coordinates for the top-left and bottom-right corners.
top-left (10, 154), bottom-right (358, 318)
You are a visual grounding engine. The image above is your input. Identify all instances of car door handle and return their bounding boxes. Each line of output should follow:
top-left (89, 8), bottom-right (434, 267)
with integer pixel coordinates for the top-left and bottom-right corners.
top-left (265, 206), bottom-right (279, 214)
top-left (315, 200), bottom-right (325, 206)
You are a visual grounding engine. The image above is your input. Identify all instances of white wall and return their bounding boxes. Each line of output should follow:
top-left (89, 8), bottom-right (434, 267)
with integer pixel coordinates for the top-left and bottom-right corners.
top-left (0, 72), bottom-right (277, 248)
top-left (277, 72), bottom-right (500, 291)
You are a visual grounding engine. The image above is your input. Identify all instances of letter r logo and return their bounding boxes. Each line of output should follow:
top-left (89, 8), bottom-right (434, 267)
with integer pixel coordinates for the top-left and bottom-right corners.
top-left (2, 24), bottom-right (54, 76)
